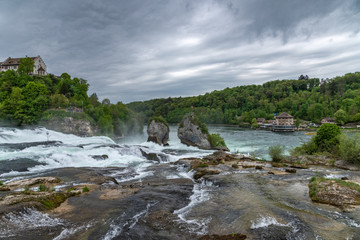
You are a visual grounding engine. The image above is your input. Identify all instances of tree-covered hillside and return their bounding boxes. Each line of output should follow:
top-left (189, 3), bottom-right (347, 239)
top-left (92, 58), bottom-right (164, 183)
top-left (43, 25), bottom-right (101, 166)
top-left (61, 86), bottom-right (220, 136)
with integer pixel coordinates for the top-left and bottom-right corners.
top-left (0, 57), bottom-right (142, 136)
top-left (128, 72), bottom-right (360, 125)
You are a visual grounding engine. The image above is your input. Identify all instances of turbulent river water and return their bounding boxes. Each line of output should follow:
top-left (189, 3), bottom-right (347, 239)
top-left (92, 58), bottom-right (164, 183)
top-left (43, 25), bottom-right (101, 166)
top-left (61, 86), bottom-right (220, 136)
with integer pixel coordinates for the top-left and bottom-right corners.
top-left (0, 126), bottom-right (359, 239)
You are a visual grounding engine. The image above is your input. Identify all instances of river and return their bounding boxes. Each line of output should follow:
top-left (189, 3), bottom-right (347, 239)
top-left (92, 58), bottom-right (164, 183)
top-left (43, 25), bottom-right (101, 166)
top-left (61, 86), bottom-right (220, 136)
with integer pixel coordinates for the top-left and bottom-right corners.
top-left (0, 126), bottom-right (359, 239)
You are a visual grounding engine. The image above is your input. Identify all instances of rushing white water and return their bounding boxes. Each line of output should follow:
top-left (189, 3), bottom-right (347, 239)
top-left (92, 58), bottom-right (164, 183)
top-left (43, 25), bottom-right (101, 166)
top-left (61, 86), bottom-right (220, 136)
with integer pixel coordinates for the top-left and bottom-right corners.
top-left (0, 126), bottom-right (210, 180)
top-left (174, 179), bottom-right (214, 235)
top-left (251, 215), bottom-right (290, 229)
top-left (0, 208), bottom-right (64, 238)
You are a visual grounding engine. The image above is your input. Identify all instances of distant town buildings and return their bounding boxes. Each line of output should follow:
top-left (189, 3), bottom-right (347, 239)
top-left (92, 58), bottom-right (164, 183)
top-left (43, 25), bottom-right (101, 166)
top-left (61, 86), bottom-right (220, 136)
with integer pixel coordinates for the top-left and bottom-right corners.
top-left (321, 118), bottom-right (335, 124)
top-left (0, 56), bottom-right (47, 75)
top-left (272, 112), bottom-right (295, 132)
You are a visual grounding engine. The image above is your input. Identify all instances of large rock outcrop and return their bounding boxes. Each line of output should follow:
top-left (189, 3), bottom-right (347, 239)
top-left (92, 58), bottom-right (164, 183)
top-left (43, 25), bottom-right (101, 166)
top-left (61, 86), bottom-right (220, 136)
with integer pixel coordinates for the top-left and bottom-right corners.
top-left (147, 119), bottom-right (169, 146)
top-left (309, 177), bottom-right (360, 208)
top-left (41, 116), bottom-right (96, 137)
top-left (177, 113), bottom-right (212, 149)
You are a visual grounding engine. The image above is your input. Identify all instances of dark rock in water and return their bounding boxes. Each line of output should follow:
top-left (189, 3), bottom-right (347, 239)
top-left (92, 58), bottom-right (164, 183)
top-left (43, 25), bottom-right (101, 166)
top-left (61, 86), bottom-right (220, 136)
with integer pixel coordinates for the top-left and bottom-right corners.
top-left (251, 225), bottom-right (292, 240)
top-left (198, 233), bottom-right (247, 240)
top-left (0, 158), bottom-right (46, 174)
top-left (140, 148), bottom-right (168, 162)
top-left (334, 160), bottom-right (360, 171)
top-left (147, 119), bottom-right (169, 146)
top-left (91, 154), bottom-right (109, 160)
top-left (178, 112), bottom-right (212, 149)
top-left (0, 141), bottom-right (62, 150)
top-left (194, 168), bottom-right (221, 180)
top-left (285, 168), bottom-right (296, 173)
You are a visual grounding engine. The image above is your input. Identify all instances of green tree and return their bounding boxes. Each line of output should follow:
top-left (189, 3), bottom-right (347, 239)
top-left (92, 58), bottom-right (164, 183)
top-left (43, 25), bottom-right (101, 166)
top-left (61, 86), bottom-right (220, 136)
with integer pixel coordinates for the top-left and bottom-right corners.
top-left (338, 134), bottom-right (360, 164)
top-left (334, 109), bottom-right (348, 125)
top-left (17, 57), bottom-right (35, 75)
top-left (314, 123), bottom-right (341, 152)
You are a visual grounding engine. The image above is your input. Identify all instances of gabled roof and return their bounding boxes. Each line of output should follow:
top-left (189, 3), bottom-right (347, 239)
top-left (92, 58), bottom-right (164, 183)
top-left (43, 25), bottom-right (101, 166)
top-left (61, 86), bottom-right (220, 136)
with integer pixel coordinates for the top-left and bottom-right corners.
top-left (276, 112), bottom-right (293, 118)
top-left (321, 117), bottom-right (335, 122)
top-left (38, 66), bottom-right (46, 72)
top-left (1, 56), bottom-right (38, 66)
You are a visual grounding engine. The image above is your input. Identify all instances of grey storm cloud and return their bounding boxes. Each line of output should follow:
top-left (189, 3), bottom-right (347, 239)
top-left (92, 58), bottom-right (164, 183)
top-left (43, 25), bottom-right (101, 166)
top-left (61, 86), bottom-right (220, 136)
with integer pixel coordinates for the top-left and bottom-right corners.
top-left (1, 0), bottom-right (360, 103)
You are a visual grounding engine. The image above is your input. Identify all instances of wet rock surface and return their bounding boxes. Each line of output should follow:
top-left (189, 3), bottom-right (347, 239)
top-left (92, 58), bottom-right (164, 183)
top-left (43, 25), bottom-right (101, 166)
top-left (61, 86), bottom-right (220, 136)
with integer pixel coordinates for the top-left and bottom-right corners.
top-left (0, 158), bottom-right (47, 174)
top-left (178, 113), bottom-right (212, 149)
top-left (147, 119), bottom-right (170, 146)
top-left (40, 116), bottom-right (96, 137)
top-left (309, 177), bottom-right (360, 207)
top-left (0, 155), bottom-right (360, 239)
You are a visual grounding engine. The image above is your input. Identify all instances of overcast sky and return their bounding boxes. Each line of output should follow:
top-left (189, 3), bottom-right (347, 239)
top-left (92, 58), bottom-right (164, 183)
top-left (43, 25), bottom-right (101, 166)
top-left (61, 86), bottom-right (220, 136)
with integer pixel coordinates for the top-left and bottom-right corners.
top-left (1, 0), bottom-right (359, 103)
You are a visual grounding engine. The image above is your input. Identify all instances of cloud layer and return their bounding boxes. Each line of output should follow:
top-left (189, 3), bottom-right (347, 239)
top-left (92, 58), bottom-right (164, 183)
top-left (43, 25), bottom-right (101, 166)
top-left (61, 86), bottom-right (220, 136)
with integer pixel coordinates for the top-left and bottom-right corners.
top-left (1, 0), bottom-right (359, 103)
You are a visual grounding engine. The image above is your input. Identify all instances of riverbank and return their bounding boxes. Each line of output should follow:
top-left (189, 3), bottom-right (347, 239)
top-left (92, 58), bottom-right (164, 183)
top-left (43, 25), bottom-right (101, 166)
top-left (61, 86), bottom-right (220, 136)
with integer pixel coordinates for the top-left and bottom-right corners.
top-left (1, 152), bottom-right (360, 239)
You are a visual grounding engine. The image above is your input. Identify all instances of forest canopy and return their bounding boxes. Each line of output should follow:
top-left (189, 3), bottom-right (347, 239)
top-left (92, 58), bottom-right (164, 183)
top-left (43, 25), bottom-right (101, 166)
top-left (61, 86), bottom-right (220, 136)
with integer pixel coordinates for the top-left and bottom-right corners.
top-left (128, 72), bottom-right (360, 125)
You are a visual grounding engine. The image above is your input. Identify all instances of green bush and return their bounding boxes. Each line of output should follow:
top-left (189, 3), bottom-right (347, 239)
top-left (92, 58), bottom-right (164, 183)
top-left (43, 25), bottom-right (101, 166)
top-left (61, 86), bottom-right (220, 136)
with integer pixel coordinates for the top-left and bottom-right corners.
top-left (82, 186), bottom-right (90, 192)
top-left (268, 145), bottom-right (285, 162)
top-left (291, 137), bottom-right (318, 155)
top-left (314, 123), bottom-right (341, 153)
top-left (209, 133), bottom-right (227, 148)
top-left (0, 180), bottom-right (3, 186)
top-left (338, 133), bottom-right (360, 164)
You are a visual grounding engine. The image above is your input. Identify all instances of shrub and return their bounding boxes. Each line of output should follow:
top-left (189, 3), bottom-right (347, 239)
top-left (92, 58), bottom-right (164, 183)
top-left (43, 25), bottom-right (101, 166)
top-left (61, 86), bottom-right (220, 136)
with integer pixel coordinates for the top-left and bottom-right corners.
top-left (314, 123), bottom-right (341, 153)
top-left (147, 116), bottom-right (169, 130)
top-left (38, 184), bottom-right (49, 192)
top-left (291, 137), bottom-right (317, 155)
top-left (82, 186), bottom-right (90, 193)
top-left (0, 180), bottom-right (3, 186)
top-left (338, 133), bottom-right (360, 164)
top-left (209, 133), bottom-right (227, 148)
top-left (268, 145), bottom-right (285, 162)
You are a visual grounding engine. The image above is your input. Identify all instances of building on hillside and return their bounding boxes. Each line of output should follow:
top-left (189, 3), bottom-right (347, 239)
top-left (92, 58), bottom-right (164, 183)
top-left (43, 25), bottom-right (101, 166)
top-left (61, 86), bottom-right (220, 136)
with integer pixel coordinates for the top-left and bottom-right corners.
top-left (0, 56), bottom-right (47, 75)
top-left (257, 118), bottom-right (266, 125)
top-left (272, 112), bottom-right (295, 132)
top-left (321, 118), bottom-right (335, 124)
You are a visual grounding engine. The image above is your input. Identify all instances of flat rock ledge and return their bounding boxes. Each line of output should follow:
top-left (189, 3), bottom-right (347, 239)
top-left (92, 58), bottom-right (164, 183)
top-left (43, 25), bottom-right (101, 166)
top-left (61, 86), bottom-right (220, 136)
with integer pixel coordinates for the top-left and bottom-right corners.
top-left (174, 151), bottom-right (293, 180)
top-left (309, 177), bottom-right (360, 208)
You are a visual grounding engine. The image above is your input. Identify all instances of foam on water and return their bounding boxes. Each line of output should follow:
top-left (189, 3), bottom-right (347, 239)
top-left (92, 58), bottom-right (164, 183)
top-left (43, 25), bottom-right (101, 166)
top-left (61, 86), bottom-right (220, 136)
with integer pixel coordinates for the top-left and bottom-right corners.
top-left (53, 221), bottom-right (95, 240)
top-left (102, 202), bottom-right (157, 240)
top-left (0, 127), bottom-right (171, 179)
top-left (0, 208), bottom-right (64, 238)
top-left (174, 179), bottom-right (213, 234)
top-left (250, 215), bottom-right (290, 229)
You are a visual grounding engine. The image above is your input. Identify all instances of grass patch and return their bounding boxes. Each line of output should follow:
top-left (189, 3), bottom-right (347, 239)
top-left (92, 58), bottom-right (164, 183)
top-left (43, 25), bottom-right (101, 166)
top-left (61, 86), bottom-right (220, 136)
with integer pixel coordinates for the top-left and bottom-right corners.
top-left (82, 186), bottom-right (90, 193)
top-left (38, 184), bottom-right (49, 192)
top-left (0, 180), bottom-right (3, 186)
top-left (198, 163), bottom-right (208, 168)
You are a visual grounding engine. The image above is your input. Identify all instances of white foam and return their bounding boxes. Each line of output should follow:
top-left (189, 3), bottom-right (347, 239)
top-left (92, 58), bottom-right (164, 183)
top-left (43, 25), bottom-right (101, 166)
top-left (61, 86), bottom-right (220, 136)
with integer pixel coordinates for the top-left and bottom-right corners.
top-left (0, 208), bottom-right (64, 238)
top-left (251, 216), bottom-right (290, 229)
top-left (174, 180), bottom-right (213, 234)
top-left (53, 222), bottom-right (94, 240)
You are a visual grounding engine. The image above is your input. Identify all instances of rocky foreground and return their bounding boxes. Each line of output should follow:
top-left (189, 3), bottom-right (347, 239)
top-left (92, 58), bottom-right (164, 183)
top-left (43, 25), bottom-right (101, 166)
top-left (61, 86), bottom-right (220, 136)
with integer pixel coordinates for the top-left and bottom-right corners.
top-left (1, 151), bottom-right (360, 239)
